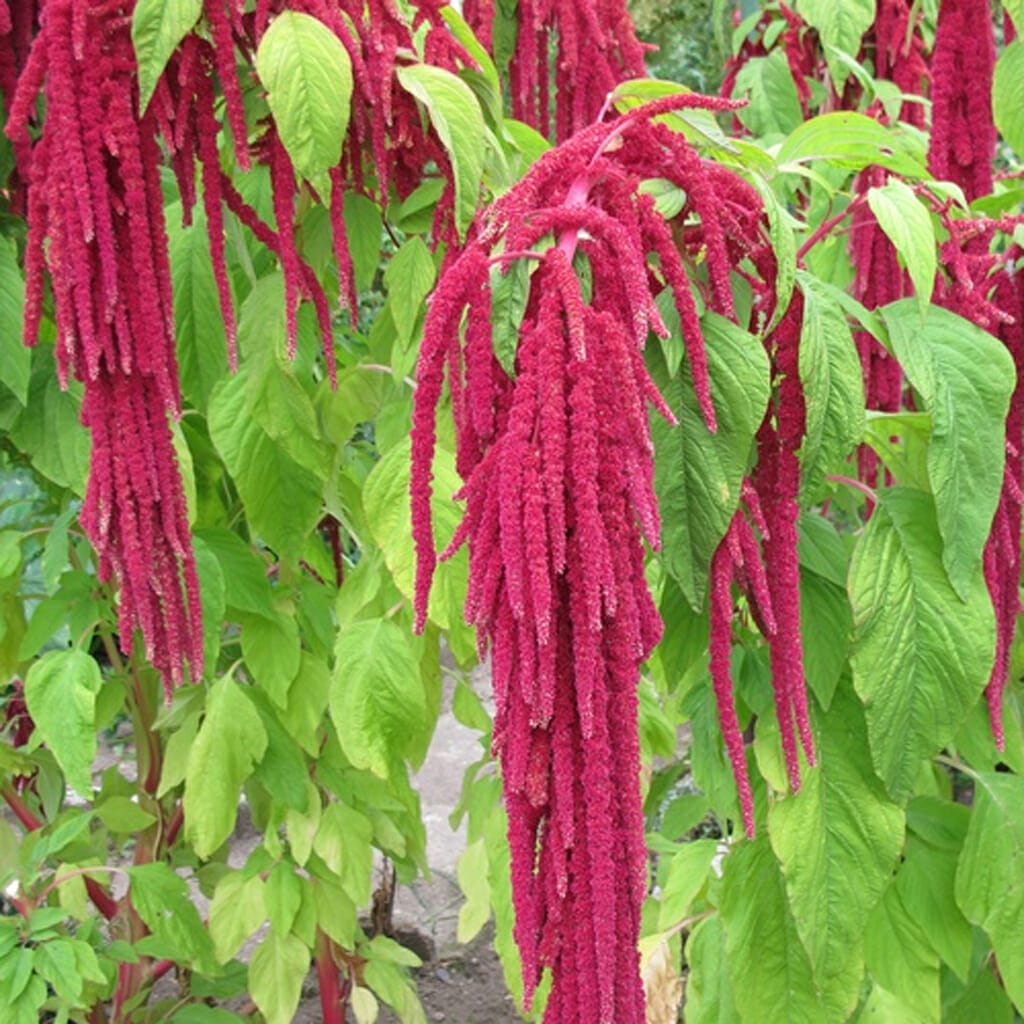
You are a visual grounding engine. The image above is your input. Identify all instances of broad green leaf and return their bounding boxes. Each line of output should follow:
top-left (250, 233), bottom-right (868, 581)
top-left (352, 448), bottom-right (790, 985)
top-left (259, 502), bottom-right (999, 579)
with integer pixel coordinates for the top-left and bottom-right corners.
top-left (867, 181), bottom-right (936, 312)
top-left (248, 931), bottom-right (309, 1024)
top-left (208, 368), bottom-right (325, 563)
top-left (194, 528), bottom-right (275, 619)
top-left (256, 11), bottom-right (353, 180)
top-left (209, 873), bottom-right (266, 964)
top-left (897, 835), bottom-right (972, 981)
top-left (34, 941), bottom-right (81, 1003)
top-left (396, 64), bottom-right (485, 239)
top-left (280, 653), bottom-right (331, 756)
top-left (330, 617), bottom-right (425, 778)
top-left (994, 42), bottom-right (1024, 159)
top-left (169, 207), bottom-right (230, 411)
top-left (848, 488), bottom-right (994, 800)
top-left (954, 772), bottom-right (1024, 1014)
top-left (797, 272), bottom-right (865, 498)
top-left (131, 0), bottom-right (202, 112)
top-left (1007, 0), bottom-right (1024, 32)
top-left (794, 0), bottom-right (874, 86)
top-left (799, 572), bottom-right (851, 711)
top-left (343, 192), bottom-right (383, 293)
top-left (733, 52), bottom-right (804, 137)
top-left (942, 966), bottom-right (1014, 1024)
top-left (0, 239), bottom-right (29, 404)
top-left (684, 916), bottom-right (738, 1024)
top-left (265, 862), bottom-right (302, 936)
top-left (657, 839), bottom-right (718, 930)
top-left (490, 257), bottom-right (531, 378)
top-left (128, 862), bottom-right (215, 967)
top-left (720, 837), bottom-right (828, 1023)
top-left (313, 802), bottom-right (373, 906)
top-left (24, 650), bottom-right (101, 798)
top-left (778, 112), bottom-right (927, 177)
top-left (384, 238), bottom-right (435, 350)
top-left (240, 611), bottom-right (300, 707)
top-left (362, 439), bottom-right (468, 634)
top-left (184, 676), bottom-right (268, 858)
top-left (247, 688), bottom-right (310, 810)
top-left (652, 311), bottom-right (771, 610)
top-left (863, 884), bottom-right (940, 1023)
top-left (456, 838), bottom-right (491, 942)
top-left (881, 301), bottom-right (1015, 599)
top-left (769, 686), bottom-right (904, 1012)
top-left (96, 796), bottom-right (157, 833)
top-left (350, 986), bottom-right (380, 1024)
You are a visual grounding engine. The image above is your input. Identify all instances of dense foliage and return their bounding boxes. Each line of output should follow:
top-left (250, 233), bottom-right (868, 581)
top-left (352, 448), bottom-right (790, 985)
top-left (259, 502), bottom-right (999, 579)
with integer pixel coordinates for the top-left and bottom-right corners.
top-left (0, 1), bottom-right (1023, 1023)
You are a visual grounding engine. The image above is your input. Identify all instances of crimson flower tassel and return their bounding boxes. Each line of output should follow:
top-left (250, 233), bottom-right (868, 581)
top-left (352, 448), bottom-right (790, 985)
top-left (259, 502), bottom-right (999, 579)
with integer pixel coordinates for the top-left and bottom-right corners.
top-left (412, 95), bottom-right (741, 1023)
top-left (6, 0), bottom-right (202, 694)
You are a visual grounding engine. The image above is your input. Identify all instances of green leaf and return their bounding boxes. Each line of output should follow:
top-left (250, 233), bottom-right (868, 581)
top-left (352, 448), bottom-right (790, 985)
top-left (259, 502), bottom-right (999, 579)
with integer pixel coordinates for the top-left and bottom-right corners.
top-left (24, 650), bottom-right (101, 799)
top-left (313, 802), bottom-right (373, 907)
top-left (863, 884), bottom-right (940, 1022)
top-left (778, 112), bottom-right (927, 177)
top-left (256, 11), bottom-right (353, 181)
top-left (247, 687), bottom-right (310, 810)
top-left (128, 862), bottom-right (215, 967)
top-left (96, 796), bottom-right (158, 833)
top-left (881, 301), bottom-right (1015, 599)
top-left (456, 838), bottom-right (492, 942)
top-left (942, 966), bottom-right (1014, 1024)
top-left (184, 676), bottom-right (269, 858)
top-left (720, 837), bottom-right (828, 1023)
top-left (733, 52), bottom-right (804, 137)
top-left (994, 42), bottom-right (1024, 159)
top-left (954, 772), bottom-right (1024, 1014)
top-left (396, 64), bottom-right (485, 239)
top-left (0, 239), bottom-right (29, 405)
top-left (362, 439), bottom-right (468, 633)
top-left (194, 528), bottom-right (275, 619)
top-left (240, 611), bottom-right (300, 707)
top-left (34, 941), bottom-right (81, 1003)
top-left (652, 311), bottom-right (771, 609)
top-left (794, 0), bottom-right (874, 86)
top-left (169, 207), bottom-right (230, 412)
top-left (248, 931), bottom-right (310, 1024)
top-left (208, 368), bottom-right (325, 563)
top-left (769, 685), bottom-right (904, 1013)
top-left (209, 872), bottom-right (266, 964)
top-left (867, 181), bottom-right (936, 312)
top-left (797, 272), bottom-right (866, 498)
top-left (848, 488), bottom-right (995, 800)
top-left (684, 916), bottom-right (738, 1024)
top-left (657, 839), bottom-right (718, 930)
top-left (384, 238), bottom-right (436, 350)
top-left (330, 618), bottom-right (425, 778)
top-left (490, 257), bottom-right (531, 377)
top-left (265, 862), bottom-right (302, 936)
top-left (131, 0), bottom-right (202, 112)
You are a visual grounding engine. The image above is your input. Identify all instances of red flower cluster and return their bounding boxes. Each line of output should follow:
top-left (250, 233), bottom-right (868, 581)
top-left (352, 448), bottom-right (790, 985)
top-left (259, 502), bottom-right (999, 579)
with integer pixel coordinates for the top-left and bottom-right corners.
top-left (6, 0), bottom-right (202, 694)
top-left (466, 0), bottom-right (646, 141)
top-left (411, 93), bottom-right (778, 1021)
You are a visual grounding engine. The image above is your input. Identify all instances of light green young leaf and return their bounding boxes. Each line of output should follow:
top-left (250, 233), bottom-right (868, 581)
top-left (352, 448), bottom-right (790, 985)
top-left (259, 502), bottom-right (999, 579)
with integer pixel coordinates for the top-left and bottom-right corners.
top-left (881, 301), bottom-right (1015, 600)
top-left (265, 862), bottom-right (303, 936)
top-left (240, 611), bottom-right (300, 708)
top-left (955, 772), bottom-right (1024, 1014)
top-left (994, 42), bottom-right (1024, 159)
top-left (184, 676), bottom-right (268, 858)
top-left (256, 11), bottom-right (353, 180)
top-left (684, 915), bottom-right (737, 1024)
top-left (769, 685), bottom-right (904, 1012)
top-left (867, 181), bottom-right (936, 311)
top-left (209, 872), bottom-right (266, 964)
top-left (313, 803), bottom-right (374, 906)
top-left (249, 931), bottom-right (310, 1024)
top-left (848, 488), bottom-right (994, 801)
top-left (24, 650), bottom-right (101, 799)
top-left (131, 0), bottom-right (202, 112)
top-left (456, 838), bottom-right (491, 943)
top-left (128, 862), bottom-right (215, 967)
top-left (0, 239), bottom-right (29, 405)
top-left (652, 311), bottom-right (771, 610)
top-left (797, 272), bottom-right (866, 498)
top-left (330, 618), bottom-right (425, 778)
top-left (720, 837), bottom-right (830, 1023)
top-left (657, 839), bottom-right (718, 931)
top-left (384, 238), bottom-right (436, 350)
top-left (794, 0), bottom-right (874, 86)
top-left (396, 64), bottom-right (485, 239)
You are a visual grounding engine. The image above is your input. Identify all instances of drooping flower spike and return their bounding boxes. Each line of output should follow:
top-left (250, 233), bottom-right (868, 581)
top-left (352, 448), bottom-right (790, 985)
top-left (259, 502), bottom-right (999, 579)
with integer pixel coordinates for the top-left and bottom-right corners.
top-left (6, 0), bottom-right (202, 695)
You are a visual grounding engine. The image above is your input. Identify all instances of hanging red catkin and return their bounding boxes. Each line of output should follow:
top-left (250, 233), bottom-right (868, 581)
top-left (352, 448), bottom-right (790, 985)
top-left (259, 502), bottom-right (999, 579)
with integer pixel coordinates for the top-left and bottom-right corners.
top-left (466, 0), bottom-right (646, 141)
top-left (412, 93), bottom-right (745, 1024)
top-left (928, 0), bottom-right (997, 202)
top-left (6, 0), bottom-right (202, 695)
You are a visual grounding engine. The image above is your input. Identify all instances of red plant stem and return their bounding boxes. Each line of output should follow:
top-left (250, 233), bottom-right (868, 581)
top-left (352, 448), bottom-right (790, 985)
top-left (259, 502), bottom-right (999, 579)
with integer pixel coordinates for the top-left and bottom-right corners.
top-left (163, 801), bottom-right (184, 849)
top-left (315, 928), bottom-right (346, 1024)
top-left (797, 195), bottom-right (867, 261)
